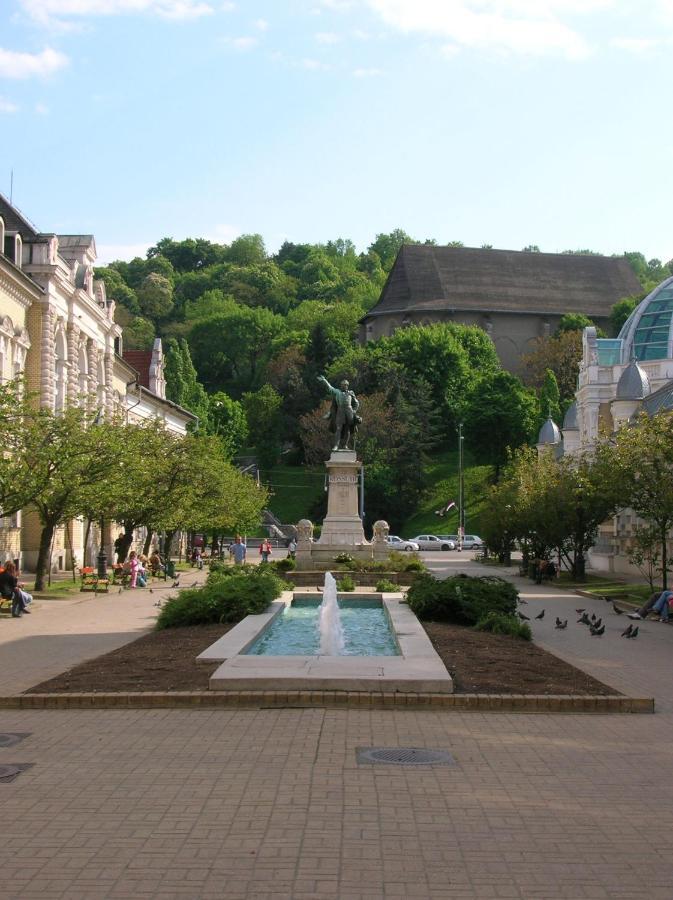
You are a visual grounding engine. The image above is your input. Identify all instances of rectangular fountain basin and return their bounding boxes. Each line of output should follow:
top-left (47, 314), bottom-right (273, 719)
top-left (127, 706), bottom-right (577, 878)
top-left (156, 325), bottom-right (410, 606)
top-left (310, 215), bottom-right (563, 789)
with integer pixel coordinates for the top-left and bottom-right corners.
top-left (200, 591), bottom-right (454, 694)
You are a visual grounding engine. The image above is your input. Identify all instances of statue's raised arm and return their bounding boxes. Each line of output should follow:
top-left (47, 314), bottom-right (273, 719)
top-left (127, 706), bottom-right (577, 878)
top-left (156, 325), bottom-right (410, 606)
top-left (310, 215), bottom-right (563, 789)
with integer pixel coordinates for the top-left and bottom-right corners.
top-left (317, 373), bottom-right (361, 452)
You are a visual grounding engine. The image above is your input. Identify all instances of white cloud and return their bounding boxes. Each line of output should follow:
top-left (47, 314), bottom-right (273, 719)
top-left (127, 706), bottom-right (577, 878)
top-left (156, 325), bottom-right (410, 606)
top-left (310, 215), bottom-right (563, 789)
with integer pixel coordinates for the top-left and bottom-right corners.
top-left (611, 37), bottom-right (659, 53)
top-left (315, 31), bottom-right (340, 43)
top-left (224, 35), bottom-right (258, 50)
top-left (364, 0), bottom-right (608, 59)
top-left (0, 97), bottom-right (18, 113)
top-left (96, 241), bottom-right (152, 265)
top-left (0, 46), bottom-right (69, 79)
top-left (320, 0), bottom-right (354, 9)
top-left (207, 223), bottom-right (241, 244)
top-left (254, 18), bottom-right (269, 31)
top-left (19, 0), bottom-right (214, 27)
top-left (35, 102), bottom-right (50, 114)
top-left (353, 66), bottom-right (383, 76)
top-left (301, 57), bottom-right (331, 69)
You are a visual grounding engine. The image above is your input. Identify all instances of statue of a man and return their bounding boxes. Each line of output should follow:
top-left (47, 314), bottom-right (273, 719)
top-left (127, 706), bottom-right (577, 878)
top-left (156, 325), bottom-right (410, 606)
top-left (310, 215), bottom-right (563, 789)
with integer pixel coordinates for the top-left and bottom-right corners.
top-left (317, 375), bottom-right (362, 452)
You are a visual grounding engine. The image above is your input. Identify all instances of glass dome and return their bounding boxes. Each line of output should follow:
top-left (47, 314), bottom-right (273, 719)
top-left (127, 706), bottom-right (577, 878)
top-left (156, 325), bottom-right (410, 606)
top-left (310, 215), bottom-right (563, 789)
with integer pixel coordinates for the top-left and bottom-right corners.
top-left (618, 276), bottom-right (673, 362)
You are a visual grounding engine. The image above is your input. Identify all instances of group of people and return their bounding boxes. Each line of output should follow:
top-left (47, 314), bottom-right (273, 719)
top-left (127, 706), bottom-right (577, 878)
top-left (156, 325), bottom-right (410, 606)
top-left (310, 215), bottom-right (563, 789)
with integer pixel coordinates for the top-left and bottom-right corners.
top-left (0, 561), bottom-right (33, 617)
top-left (225, 536), bottom-right (297, 566)
top-left (123, 550), bottom-right (164, 588)
top-left (628, 589), bottom-right (673, 623)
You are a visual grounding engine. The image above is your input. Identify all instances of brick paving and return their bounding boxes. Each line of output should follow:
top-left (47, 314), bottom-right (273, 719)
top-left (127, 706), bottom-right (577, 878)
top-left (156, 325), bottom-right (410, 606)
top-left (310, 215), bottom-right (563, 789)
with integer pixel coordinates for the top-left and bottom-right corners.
top-left (1, 559), bottom-right (673, 897)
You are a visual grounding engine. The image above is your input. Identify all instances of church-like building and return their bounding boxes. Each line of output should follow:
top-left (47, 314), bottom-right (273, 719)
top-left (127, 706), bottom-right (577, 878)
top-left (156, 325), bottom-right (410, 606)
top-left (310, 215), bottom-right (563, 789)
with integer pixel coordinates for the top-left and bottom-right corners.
top-left (537, 275), bottom-right (673, 575)
top-left (361, 245), bottom-right (642, 371)
top-left (0, 194), bottom-right (195, 572)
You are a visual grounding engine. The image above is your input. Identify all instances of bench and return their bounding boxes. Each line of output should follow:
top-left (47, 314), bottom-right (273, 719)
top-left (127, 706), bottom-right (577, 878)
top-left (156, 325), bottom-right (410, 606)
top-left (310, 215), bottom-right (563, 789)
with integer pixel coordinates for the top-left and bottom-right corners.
top-left (79, 567), bottom-right (109, 593)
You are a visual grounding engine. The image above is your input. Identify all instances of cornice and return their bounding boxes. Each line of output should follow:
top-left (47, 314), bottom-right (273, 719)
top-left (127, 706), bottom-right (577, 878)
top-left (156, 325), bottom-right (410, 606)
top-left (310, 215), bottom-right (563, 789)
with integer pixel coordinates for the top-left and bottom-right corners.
top-left (0, 259), bottom-right (43, 308)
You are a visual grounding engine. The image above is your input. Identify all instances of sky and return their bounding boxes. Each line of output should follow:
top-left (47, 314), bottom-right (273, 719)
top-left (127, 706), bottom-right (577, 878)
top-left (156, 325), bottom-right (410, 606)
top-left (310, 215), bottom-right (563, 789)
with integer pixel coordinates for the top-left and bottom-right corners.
top-left (0, 0), bottom-right (672, 266)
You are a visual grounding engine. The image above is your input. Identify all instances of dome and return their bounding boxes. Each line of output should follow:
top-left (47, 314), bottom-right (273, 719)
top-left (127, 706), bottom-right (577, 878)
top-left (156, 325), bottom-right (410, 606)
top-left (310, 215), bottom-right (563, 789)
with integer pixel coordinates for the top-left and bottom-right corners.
top-left (616, 356), bottom-right (650, 400)
top-left (538, 416), bottom-right (561, 445)
top-left (562, 400), bottom-right (578, 431)
top-left (618, 276), bottom-right (673, 361)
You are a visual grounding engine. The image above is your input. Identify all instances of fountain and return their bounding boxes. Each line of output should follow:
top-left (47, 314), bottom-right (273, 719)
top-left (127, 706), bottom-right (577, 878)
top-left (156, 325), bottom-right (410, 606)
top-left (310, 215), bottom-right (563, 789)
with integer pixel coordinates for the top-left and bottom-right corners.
top-left (319, 572), bottom-right (345, 656)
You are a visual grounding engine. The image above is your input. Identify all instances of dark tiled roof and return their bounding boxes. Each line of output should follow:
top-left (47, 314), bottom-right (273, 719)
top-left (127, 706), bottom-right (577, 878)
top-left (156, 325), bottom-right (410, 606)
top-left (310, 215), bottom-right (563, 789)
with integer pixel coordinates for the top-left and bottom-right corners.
top-left (364, 245), bottom-right (643, 319)
top-left (641, 380), bottom-right (673, 417)
top-left (122, 350), bottom-right (152, 389)
top-left (0, 193), bottom-right (39, 239)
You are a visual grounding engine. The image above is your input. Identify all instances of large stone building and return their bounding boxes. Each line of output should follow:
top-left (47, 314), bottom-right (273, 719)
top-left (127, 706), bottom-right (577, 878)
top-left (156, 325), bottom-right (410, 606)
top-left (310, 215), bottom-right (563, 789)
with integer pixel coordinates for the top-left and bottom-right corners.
top-left (537, 275), bottom-right (673, 575)
top-left (0, 194), bottom-right (195, 571)
top-left (361, 245), bottom-right (642, 371)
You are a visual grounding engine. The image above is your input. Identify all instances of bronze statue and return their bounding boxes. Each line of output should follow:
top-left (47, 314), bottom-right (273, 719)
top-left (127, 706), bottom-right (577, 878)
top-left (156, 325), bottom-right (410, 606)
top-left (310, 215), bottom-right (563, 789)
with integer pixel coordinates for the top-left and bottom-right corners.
top-left (317, 375), bottom-right (362, 452)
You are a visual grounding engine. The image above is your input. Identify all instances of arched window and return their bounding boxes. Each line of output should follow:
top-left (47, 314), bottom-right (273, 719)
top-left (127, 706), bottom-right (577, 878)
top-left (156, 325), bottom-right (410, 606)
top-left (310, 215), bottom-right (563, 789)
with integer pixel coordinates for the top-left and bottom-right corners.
top-left (14, 235), bottom-right (22, 269)
top-left (78, 343), bottom-right (88, 402)
top-left (0, 216), bottom-right (4, 253)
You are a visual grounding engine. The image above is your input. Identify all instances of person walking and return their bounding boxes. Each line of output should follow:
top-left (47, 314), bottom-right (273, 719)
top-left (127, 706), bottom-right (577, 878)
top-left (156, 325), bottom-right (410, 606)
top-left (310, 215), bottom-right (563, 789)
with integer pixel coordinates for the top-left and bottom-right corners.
top-left (259, 539), bottom-right (272, 563)
top-left (232, 536), bottom-right (247, 565)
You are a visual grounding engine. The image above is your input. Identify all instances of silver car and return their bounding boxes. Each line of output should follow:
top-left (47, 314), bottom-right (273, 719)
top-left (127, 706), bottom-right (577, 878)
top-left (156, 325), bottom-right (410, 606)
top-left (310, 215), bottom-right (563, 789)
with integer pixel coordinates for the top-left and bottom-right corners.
top-left (386, 535), bottom-right (420, 552)
top-left (410, 534), bottom-right (456, 551)
top-left (438, 534), bottom-right (484, 550)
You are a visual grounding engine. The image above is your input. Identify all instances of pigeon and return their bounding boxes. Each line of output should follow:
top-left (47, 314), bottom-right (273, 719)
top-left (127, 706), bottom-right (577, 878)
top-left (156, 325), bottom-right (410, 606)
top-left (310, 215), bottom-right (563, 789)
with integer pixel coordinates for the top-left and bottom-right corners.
top-left (555, 619), bottom-right (568, 630)
top-left (621, 624), bottom-right (633, 638)
top-left (191, 580), bottom-right (198, 587)
top-left (590, 624), bottom-right (605, 636)
top-left (172, 580), bottom-right (180, 588)
top-left (593, 618), bottom-right (602, 630)
top-left (612, 604), bottom-right (624, 615)
top-left (575, 608), bottom-right (586, 614)
top-left (149, 588), bottom-right (154, 594)
top-left (577, 613), bottom-right (591, 626)
top-left (517, 611), bottom-right (530, 621)
top-left (590, 613), bottom-right (597, 622)
top-left (627, 626), bottom-right (639, 639)
top-left (118, 588), bottom-right (123, 594)
top-left (604, 595), bottom-right (614, 603)
top-left (555, 616), bottom-right (562, 626)
top-left (535, 610), bottom-right (545, 620)
top-left (518, 597), bottom-right (528, 604)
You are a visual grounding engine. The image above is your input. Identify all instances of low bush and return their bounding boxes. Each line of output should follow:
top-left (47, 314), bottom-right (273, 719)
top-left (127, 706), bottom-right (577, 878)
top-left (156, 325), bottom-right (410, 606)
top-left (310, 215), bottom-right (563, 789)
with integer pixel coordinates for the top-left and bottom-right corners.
top-left (337, 575), bottom-right (356, 592)
top-left (156, 570), bottom-right (285, 629)
top-left (387, 551), bottom-right (426, 573)
top-left (272, 557), bottom-right (296, 572)
top-left (375, 578), bottom-right (398, 592)
top-left (208, 561), bottom-right (257, 578)
top-left (405, 573), bottom-right (518, 626)
top-left (334, 552), bottom-right (354, 565)
top-left (474, 612), bottom-right (531, 640)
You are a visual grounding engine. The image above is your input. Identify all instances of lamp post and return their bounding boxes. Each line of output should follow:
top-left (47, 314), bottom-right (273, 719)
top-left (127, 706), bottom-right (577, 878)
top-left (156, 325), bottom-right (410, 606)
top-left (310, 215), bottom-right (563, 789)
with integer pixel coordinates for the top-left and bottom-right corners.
top-left (458, 423), bottom-right (465, 552)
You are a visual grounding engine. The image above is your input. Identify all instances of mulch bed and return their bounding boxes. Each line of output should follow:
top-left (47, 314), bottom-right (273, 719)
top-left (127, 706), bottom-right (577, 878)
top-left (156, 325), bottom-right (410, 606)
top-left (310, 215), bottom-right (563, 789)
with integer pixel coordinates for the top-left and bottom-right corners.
top-left (27, 620), bottom-right (617, 696)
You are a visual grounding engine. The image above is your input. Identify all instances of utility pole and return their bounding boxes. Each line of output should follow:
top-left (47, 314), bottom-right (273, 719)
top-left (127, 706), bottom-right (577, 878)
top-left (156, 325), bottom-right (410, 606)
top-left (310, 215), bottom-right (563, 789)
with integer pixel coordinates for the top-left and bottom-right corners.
top-left (458, 422), bottom-right (465, 552)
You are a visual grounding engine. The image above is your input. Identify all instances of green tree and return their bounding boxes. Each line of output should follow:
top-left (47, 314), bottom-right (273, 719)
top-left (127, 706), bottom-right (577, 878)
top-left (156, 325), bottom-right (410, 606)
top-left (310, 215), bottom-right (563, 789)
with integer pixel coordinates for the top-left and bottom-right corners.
top-left (209, 391), bottom-right (248, 457)
top-left (368, 229), bottom-right (416, 270)
top-left (463, 371), bottom-right (538, 479)
top-left (164, 339), bottom-right (210, 426)
top-left (613, 412), bottom-right (673, 589)
top-left (557, 313), bottom-right (594, 334)
top-left (224, 233), bottom-right (267, 266)
top-left (95, 267), bottom-right (139, 313)
top-left (609, 295), bottom-right (642, 335)
top-left (242, 384), bottom-right (283, 469)
top-left (137, 272), bottom-right (174, 319)
top-left (521, 330), bottom-right (583, 405)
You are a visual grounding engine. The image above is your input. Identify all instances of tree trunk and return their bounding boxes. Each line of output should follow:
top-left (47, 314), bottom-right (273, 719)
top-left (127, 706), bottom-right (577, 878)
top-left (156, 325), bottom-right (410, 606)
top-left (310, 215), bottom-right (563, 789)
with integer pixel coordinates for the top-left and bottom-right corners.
top-left (83, 518), bottom-right (92, 567)
top-left (142, 529), bottom-right (153, 557)
top-left (573, 549), bottom-right (586, 581)
top-left (117, 522), bottom-right (135, 564)
top-left (34, 520), bottom-right (56, 592)
top-left (661, 522), bottom-right (668, 591)
top-left (164, 528), bottom-right (176, 562)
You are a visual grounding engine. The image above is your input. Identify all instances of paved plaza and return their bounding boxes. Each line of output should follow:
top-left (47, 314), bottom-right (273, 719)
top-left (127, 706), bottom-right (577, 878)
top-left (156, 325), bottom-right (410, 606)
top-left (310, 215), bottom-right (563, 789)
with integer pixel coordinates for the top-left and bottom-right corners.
top-left (1, 560), bottom-right (673, 898)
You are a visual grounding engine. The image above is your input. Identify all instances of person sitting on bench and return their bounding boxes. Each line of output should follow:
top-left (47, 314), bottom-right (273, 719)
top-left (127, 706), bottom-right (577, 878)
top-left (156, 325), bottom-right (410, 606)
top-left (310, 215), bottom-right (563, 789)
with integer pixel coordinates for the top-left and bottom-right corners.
top-left (0, 561), bottom-right (33, 617)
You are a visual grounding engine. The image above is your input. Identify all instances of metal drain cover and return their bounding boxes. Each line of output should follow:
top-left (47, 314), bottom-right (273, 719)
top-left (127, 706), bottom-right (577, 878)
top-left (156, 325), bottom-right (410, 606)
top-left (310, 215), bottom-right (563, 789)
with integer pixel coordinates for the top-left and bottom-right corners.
top-left (356, 747), bottom-right (456, 766)
top-left (0, 765), bottom-right (21, 780)
top-left (0, 733), bottom-right (30, 748)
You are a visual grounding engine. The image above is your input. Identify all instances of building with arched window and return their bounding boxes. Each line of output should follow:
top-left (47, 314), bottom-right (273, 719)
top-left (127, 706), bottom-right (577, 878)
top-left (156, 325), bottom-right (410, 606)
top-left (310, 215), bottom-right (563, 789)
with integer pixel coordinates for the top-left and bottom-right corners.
top-left (0, 193), bottom-right (196, 572)
top-left (361, 245), bottom-right (642, 372)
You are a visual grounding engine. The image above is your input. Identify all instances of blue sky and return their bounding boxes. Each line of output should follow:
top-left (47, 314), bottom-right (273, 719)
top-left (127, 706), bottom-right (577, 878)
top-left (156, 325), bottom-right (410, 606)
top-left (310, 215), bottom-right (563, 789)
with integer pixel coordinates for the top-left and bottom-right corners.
top-left (1, 0), bottom-right (672, 265)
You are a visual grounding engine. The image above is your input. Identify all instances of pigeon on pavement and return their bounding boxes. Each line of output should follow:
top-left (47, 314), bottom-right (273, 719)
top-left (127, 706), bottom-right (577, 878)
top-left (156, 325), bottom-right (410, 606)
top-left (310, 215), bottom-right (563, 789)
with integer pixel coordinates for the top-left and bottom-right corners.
top-left (590, 624), bottom-right (605, 636)
top-left (613, 604), bottom-right (624, 615)
top-left (555, 619), bottom-right (568, 629)
top-left (517, 611), bottom-right (530, 621)
top-left (535, 610), bottom-right (545, 620)
top-left (575, 608), bottom-right (586, 614)
top-left (627, 626), bottom-right (639, 639)
top-left (621, 624), bottom-right (634, 638)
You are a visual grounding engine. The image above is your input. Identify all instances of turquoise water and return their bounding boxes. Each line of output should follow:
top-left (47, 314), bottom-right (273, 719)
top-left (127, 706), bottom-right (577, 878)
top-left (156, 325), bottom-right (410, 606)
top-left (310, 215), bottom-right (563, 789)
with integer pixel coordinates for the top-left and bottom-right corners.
top-left (246, 598), bottom-right (400, 656)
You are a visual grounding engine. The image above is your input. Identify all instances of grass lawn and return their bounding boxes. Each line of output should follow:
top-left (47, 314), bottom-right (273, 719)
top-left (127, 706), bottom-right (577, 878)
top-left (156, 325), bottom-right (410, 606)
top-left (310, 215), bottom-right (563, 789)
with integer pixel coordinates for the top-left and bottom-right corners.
top-left (259, 463), bottom-right (326, 527)
top-left (401, 449), bottom-right (493, 539)
top-left (27, 576), bottom-right (83, 599)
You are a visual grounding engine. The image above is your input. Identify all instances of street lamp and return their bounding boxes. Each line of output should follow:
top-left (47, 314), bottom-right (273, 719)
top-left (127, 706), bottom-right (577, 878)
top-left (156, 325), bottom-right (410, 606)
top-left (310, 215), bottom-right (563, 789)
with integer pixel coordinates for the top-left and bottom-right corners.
top-left (458, 423), bottom-right (465, 552)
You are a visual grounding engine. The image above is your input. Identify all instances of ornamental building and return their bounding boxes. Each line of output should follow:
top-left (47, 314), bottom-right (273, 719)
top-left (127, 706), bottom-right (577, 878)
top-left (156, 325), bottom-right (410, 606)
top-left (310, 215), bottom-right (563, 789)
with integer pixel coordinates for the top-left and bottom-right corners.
top-left (0, 194), bottom-right (195, 572)
top-left (361, 245), bottom-right (642, 371)
top-left (536, 275), bottom-right (673, 575)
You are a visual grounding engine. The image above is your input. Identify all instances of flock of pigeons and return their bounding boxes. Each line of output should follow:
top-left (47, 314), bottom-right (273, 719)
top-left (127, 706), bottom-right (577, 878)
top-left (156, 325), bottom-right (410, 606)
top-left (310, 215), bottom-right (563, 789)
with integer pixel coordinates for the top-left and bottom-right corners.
top-left (516, 595), bottom-right (640, 638)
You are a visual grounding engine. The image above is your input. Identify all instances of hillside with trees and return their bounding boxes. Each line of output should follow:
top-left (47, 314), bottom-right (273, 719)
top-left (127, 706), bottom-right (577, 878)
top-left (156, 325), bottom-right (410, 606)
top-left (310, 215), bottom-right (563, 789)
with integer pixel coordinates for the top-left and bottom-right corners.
top-left (97, 232), bottom-right (669, 530)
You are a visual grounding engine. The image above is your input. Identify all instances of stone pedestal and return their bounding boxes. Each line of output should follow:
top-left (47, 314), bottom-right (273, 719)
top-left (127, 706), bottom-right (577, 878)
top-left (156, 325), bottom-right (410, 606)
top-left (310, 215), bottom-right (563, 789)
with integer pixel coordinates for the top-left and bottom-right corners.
top-left (319, 451), bottom-right (365, 546)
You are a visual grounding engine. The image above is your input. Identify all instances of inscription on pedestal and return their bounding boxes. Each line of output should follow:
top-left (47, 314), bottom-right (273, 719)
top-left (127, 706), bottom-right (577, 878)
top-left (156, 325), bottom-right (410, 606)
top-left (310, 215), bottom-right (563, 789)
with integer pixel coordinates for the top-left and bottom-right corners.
top-left (329, 474), bottom-right (358, 484)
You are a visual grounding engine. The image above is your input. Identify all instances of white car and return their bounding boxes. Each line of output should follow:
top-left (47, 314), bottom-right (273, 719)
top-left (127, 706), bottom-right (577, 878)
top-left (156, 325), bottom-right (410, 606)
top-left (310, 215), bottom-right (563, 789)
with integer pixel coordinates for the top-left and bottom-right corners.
top-left (386, 535), bottom-right (420, 552)
top-left (410, 534), bottom-right (456, 551)
top-left (438, 534), bottom-right (484, 550)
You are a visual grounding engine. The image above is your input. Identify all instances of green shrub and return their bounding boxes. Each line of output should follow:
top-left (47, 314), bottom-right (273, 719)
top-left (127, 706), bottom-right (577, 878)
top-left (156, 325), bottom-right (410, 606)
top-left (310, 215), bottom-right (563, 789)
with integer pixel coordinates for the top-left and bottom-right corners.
top-left (336, 575), bottom-right (356, 592)
top-left (474, 612), bottom-right (531, 640)
top-left (272, 556), bottom-right (296, 572)
top-left (208, 561), bottom-right (257, 579)
top-left (156, 571), bottom-right (285, 629)
top-left (403, 558), bottom-right (425, 572)
top-left (334, 552), bottom-right (354, 566)
top-left (405, 573), bottom-right (518, 625)
top-left (386, 551), bottom-right (426, 573)
top-left (375, 578), bottom-right (398, 592)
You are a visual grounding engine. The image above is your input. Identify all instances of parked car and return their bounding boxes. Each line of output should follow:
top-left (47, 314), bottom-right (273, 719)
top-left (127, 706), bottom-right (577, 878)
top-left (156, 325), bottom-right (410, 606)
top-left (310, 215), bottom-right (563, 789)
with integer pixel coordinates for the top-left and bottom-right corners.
top-left (410, 534), bottom-right (456, 551)
top-left (386, 535), bottom-right (420, 552)
top-left (437, 534), bottom-right (484, 550)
